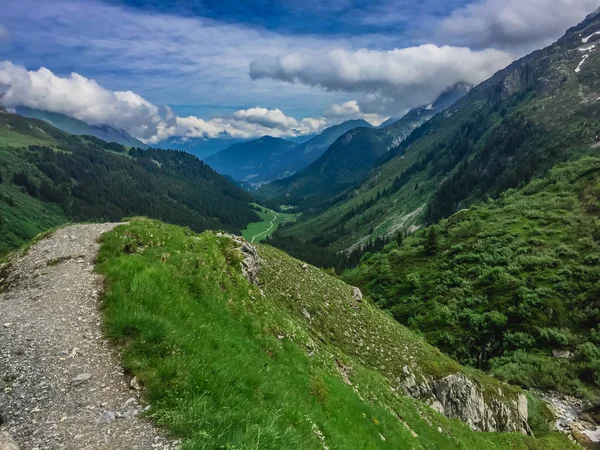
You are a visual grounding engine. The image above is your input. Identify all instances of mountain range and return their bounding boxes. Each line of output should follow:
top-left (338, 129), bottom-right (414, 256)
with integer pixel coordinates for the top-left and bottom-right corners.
top-left (268, 9), bottom-right (600, 254)
top-left (4, 8), bottom-right (600, 448)
top-left (205, 119), bottom-right (372, 185)
top-left (256, 83), bottom-right (470, 207)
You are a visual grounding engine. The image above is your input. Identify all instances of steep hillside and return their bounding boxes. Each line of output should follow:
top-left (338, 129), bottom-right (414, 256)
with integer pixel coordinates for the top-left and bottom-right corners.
top-left (256, 85), bottom-right (467, 208)
top-left (206, 120), bottom-right (372, 185)
top-left (15, 107), bottom-right (148, 149)
top-left (344, 156), bottom-right (600, 400)
top-left (94, 218), bottom-right (575, 449)
top-left (0, 109), bottom-right (259, 255)
top-left (272, 10), bottom-right (600, 254)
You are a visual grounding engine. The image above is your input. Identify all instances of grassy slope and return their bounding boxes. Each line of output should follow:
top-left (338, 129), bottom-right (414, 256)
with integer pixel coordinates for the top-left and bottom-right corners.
top-left (344, 155), bottom-right (600, 397)
top-left (242, 205), bottom-right (294, 243)
top-left (96, 218), bottom-right (573, 449)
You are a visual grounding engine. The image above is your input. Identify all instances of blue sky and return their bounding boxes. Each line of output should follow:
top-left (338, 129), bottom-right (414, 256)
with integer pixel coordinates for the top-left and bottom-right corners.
top-left (0, 0), bottom-right (598, 143)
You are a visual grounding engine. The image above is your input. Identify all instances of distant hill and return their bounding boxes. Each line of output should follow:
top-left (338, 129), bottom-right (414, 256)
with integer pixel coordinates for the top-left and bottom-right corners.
top-left (206, 120), bottom-right (372, 185)
top-left (0, 110), bottom-right (259, 254)
top-left (256, 87), bottom-right (467, 207)
top-left (15, 107), bottom-right (148, 149)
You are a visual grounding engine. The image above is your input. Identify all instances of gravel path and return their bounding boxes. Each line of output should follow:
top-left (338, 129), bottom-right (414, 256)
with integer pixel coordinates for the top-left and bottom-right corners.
top-left (0, 224), bottom-right (176, 450)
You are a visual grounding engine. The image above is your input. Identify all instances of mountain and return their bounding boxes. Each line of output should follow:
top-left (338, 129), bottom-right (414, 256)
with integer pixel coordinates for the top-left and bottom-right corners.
top-left (206, 120), bottom-right (372, 185)
top-left (378, 116), bottom-right (399, 128)
top-left (0, 109), bottom-right (259, 255)
top-left (15, 107), bottom-right (148, 149)
top-left (155, 136), bottom-right (246, 159)
top-left (256, 85), bottom-right (468, 208)
top-left (205, 136), bottom-right (299, 184)
top-left (269, 9), bottom-right (600, 256)
top-left (93, 217), bottom-right (576, 448)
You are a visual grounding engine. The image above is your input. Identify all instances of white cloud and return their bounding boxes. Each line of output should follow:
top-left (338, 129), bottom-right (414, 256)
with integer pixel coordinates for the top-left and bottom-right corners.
top-left (435, 0), bottom-right (599, 53)
top-left (0, 61), bottom-right (328, 143)
top-left (326, 100), bottom-right (387, 126)
top-left (250, 45), bottom-right (513, 115)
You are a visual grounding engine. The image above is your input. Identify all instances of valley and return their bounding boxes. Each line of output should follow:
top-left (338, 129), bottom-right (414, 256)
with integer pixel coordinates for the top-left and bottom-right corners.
top-left (242, 204), bottom-right (295, 243)
top-left (3, 3), bottom-right (600, 449)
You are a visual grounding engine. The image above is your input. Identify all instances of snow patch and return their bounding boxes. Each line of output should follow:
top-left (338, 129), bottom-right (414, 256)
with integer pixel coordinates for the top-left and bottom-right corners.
top-left (575, 54), bottom-right (590, 73)
top-left (579, 45), bottom-right (596, 52)
top-left (424, 104), bottom-right (434, 110)
top-left (582, 31), bottom-right (600, 44)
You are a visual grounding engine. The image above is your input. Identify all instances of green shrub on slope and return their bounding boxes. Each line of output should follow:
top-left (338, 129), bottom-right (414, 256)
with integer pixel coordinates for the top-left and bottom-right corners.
top-left (344, 156), bottom-right (600, 397)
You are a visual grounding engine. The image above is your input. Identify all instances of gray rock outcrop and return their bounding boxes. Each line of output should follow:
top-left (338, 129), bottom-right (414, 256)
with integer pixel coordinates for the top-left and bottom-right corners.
top-left (216, 233), bottom-right (260, 284)
top-left (398, 366), bottom-right (530, 434)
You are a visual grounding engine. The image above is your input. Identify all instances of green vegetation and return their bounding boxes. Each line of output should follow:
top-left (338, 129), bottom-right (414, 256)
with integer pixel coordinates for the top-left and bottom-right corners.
top-left (268, 13), bottom-right (600, 257)
top-left (0, 110), bottom-right (259, 256)
top-left (344, 156), bottom-right (600, 398)
top-left (96, 218), bottom-right (574, 449)
top-left (241, 204), bottom-right (294, 242)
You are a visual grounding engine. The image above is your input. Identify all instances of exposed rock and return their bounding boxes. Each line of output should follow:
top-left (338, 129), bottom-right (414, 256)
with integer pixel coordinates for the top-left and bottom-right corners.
top-left (217, 233), bottom-right (261, 285)
top-left (552, 349), bottom-right (572, 359)
top-left (96, 410), bottom-right (116, 424)
top-left (71, 372), bottom-right (91, 386)
top-left (240, 242), bottom-right (260, 285)
top-left (302, 263), bottom-right (308, 270)
top-left (352, 287), bottom-right (363, 302)
top-left (122, 409), bottom-right (139, 419)
top-left (302, 308), bottom-right (312, 321)
top-left (0, 432), bottom-right (19, 450)
top-left (0, 393), bottom-right (8, 425)
top-left (130, 376), bottom-right (141, 390)
top-left (398, 367), bottom-right (529, 434)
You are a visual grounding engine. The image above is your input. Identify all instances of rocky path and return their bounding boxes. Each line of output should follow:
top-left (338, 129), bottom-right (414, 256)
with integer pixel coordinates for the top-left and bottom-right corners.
top-left (0, 224), bottom-right (176, 450)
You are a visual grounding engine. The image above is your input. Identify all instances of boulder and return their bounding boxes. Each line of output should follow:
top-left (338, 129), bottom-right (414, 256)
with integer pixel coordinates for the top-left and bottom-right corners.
top-left (352, 287), bottom-right (363, 302)
top-left (552, 349), bottom-right (572, 359)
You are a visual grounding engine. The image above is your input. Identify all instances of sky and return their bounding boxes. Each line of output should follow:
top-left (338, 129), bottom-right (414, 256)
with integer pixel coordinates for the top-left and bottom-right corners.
top-left (0, 0), bottom-right (598, 144)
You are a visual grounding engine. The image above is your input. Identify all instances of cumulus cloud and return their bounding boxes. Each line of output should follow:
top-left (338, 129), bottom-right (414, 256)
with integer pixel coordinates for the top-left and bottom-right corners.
top-left (250, 45), bottom-right (512, 115)
top-left (435, 0), bottom-right (599, 53)
top-left (326, 100), bottom-right (387, 126)
top-left (0, 61), bottom-right (329, 143)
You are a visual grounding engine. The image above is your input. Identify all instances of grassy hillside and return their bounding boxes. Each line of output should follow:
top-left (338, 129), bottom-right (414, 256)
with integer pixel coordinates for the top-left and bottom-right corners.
top-left (0, 109), bottom-right (259, 255)
top-left (95, 218), bottom-right (575, 449)
top-left (271, 11), bottom-right (600, 255)
top-left (344, 156), bottom-right (600, 398)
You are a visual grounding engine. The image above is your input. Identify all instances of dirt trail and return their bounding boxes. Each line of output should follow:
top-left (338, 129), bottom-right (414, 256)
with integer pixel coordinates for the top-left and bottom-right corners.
top-left (0, 224), bottom-right (176, 450)
top-left (251, 213), bottom-right (278, 243)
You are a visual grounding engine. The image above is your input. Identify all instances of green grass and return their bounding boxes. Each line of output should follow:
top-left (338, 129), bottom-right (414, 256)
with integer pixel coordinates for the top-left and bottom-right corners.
top-left (95, 218), bottom-right (575, 449)
top-left (242, 204), bottom-right (294, 243)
